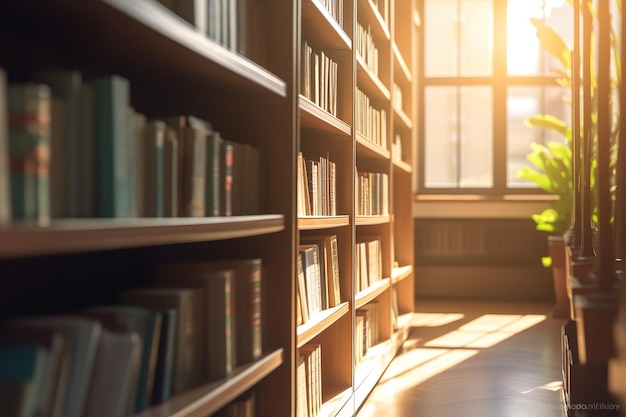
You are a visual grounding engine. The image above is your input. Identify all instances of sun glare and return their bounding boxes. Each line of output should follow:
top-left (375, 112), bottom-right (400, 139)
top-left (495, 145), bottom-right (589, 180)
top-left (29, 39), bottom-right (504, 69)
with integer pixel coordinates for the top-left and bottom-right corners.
top-left (507, 0), bottom-right (566, 75)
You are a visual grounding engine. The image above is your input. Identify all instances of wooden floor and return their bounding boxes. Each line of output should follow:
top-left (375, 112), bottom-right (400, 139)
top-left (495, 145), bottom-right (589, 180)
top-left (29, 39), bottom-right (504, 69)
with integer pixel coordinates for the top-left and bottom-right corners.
top-left (357, 300), bottom-right (568, 417)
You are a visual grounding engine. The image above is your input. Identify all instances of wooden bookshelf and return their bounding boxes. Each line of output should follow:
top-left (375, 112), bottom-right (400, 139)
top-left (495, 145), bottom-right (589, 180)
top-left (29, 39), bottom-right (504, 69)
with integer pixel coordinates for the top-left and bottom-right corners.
top-left (132, 349), bottom-right (284, 417)
top-left (0, 0), bottom-right (416, 416)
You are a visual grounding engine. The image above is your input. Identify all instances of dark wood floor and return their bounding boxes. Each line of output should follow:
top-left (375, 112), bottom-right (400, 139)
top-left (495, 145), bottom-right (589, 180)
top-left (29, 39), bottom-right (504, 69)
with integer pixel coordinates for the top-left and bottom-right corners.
top-left (357, 300), bottom-right (568, 417)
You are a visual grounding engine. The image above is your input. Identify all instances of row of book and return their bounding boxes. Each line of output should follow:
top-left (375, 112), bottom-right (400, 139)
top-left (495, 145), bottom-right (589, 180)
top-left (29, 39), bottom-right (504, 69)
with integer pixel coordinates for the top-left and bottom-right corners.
top-left (297, 152), bottom-right (337, 218)
top-left (0, 69), bottom-right (260, 223)
top-left (356, 22), bottom-right (380, 78)
top-left (297, 235), bottom-right (342, 325)
top-left (392, 82), bottom-right (404, 113)
top-left (355, 170), bottom-right (389, 216)
top-left (355, 236), bottom-right (384, 294)
top-left (0, 258), bottom-right (263, 417)
top-left (355, 87), bottom-right (388, 149)
top-left (156, 0), bottom-right (248, 56)
top-left (297, 343), bottom-right (322, 417)
top-left (356, 302), bottom-right (380, 365)
top-left (301, 41), bottom-right (339, 117)
top-left (318, 0), bottom-right (344, 28)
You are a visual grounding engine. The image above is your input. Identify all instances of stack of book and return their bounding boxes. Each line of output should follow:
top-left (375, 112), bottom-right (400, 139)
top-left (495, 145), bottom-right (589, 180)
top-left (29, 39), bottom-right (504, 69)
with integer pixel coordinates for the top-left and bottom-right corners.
top-left (355, 88), bottom-right (387, 149)
top-left (355, 236), bottom-right (383, 293)
top-left (0, 69), bottom-right (261, 221)
top-left (297, 343), bottom-right (322, 417)
top-left (356, 22), bottom-right (379, 77)
top-left (317, 0), bottom-right (344, 28)
top-left (297, 152), bottom-right (336, 218)
top-left (356, 302), bottom-right (380, 362)
top-left (355, 170), bottom-right (389, 216)
top-left (301, 41), bottom-right (339, 117)
top-left (297, 235), bottom-right (342, 324)
top-left (0, 257), bottom-right (264, 416)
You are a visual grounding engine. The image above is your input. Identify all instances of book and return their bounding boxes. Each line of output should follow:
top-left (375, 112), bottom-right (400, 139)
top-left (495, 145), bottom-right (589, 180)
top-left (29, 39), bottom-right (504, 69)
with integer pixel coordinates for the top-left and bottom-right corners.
top-left (93, 75), bottom-right (132, 218)
top-left (120, 287), bottom-right (204, 394)
top-left (78, 82), bottom-right (96, 218)
top-left (300, 237), bottom-right (329, 310)
top-left (156, 267), bottom-right (236, 379)
top-left (164, 115), bottom-right (209, 217)
top-left (301, 234), bottom-right (341, 308)
top-left (205, 130), bottom-right (223, 216)
top-left (296, 252), bottom-right (310, 324)
top-left (85, 306), bottom-right (163, 412)
top-left (7, 83), bottom-right (52, 225)
top-left (157, 258), bottom-right (262, 365)
top-left (299, 244), bottom-right (322, 315)
top-left (7, 316), bottom-right (103, 417)
top-left (240, 143), bottom-right (260, 215)
top-left (0, 345), bottom-right (49, 417)
top-left (152, 308), bottom-right (176, 405)
top-left (144, 120), bottom-right (166, 217)
top-left (82, 322), bottom-right (142, 417)
top-left (48, 97), bottom-right (66, 219)
top-left (222, 140), bottom-right (234, 215)
top-left (0, 68), bottom-right (9, 224)
top-left (0, 325), bottom-right (67, 417)
top-left (32, 70), bottom-right (82, 218)
top-left (163, 126), bottom-right (179, 217)
top-left (131, 109), bottom-right (146, 217)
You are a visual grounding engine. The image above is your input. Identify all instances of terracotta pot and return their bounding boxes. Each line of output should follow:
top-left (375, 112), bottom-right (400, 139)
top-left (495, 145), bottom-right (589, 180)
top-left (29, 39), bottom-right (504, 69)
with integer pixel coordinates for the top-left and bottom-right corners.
top-left (548, 235), bottom-right (570, 319)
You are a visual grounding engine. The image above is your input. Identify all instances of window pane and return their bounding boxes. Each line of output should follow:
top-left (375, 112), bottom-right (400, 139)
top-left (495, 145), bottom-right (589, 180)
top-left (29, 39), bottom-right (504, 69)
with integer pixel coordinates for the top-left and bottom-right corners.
top-left (425, 86), bottom-right (493, 188)
top-left (460, 0), bottom-right (493, 76)
top-left (507, 0), bottom-right (572, 76)
top-left (507, 86), bottom-right (571, 188)
top-left (425, 0), bottom-right (457, 77)
top-left (460, 87), bottom-right (493, 186)
top-left (425, 0), bottom-right (493, 77)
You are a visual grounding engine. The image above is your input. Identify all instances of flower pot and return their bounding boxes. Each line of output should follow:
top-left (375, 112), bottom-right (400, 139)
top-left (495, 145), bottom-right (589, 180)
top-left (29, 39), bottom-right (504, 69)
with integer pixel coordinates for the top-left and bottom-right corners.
top-left (549, 235), bottom-right (570, 319)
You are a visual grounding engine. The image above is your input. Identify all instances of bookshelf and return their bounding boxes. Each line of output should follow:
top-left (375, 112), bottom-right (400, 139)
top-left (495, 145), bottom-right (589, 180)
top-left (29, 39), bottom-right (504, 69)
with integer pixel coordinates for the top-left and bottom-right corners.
top-left (0, 0), bottom-right (416, 416)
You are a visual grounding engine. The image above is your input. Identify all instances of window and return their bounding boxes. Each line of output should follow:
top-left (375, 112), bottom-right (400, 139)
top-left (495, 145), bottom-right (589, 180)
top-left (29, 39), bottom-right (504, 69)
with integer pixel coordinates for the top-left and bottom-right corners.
top-left (418, 0), bottom-right (572, 194)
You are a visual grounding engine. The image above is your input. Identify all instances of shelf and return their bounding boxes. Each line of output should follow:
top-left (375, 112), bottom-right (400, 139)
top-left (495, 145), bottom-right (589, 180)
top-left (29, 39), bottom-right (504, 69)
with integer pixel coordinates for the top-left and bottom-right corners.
top-left (359, 0), bottom-right (391, 42)
top-left (353, 325), bottom-right (408, 409)
top-left (356, 56), bottom-right (391, 102)
top-left (300, 96), bottom-right (352, 136)
top-left (132, 349), bottom-right (283, 417)
top-left (297, 302), bottom-right (351, 348)
top-left (302, 0), bottom-right (352, 51)
top-left (392, 158), bottom-right (413, 174)
top-left (356, 133), bottom-right (390, 159)
top-left (393, 106), bottom-right (413, 130)
top-left (355, 278), bottom-right (390, 309)
top-left (391, 265), bottom-right (413, 284)
top-left (1, 0), bottom-right (287, 98)
top-left (299, 216), bottom-right (351, 230)
top-left (318, 387), bottom-right (353, 417)
top-left (0, 215), bottom-right (285, 259)
top-left (392, 43), bottom-right (412, 84)
top-left (355, 215), bottom-right (391, 226)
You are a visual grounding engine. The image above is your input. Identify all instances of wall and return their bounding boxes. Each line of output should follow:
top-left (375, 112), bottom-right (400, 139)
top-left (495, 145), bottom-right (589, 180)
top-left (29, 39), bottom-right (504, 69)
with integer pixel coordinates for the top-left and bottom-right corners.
top-left (413, 198), bottom-right (556, 301)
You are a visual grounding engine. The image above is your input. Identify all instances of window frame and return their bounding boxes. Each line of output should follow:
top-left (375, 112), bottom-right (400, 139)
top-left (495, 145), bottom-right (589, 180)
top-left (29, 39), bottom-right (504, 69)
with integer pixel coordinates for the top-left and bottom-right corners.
top-left (415, 0), bottom-right (565, 196)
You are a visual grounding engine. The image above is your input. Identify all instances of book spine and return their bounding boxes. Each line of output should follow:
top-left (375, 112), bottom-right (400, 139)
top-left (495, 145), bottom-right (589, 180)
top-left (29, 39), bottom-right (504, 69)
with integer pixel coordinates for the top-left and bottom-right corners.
top-left (7, 83), bottom-right (51, 225)
top-left (208, 273), bottom-right (235, 378)
top-left (222, 141), bottom-right (234, 216)
top-left (205, 131), bottom-right (222, 216)
top-left (0, 68), bottom-right (9, 224)
top-left (93, 75), bottom-right (131, 218)
top-left (152, 309), bottom-right (176, 405)
top-left (236, 260), bottom-right (263, 364)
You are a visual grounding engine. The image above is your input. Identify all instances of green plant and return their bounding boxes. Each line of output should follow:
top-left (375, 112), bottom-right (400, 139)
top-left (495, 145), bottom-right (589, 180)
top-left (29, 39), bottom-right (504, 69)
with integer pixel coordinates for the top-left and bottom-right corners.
top-left (517, 115), bottom-right (573, 235)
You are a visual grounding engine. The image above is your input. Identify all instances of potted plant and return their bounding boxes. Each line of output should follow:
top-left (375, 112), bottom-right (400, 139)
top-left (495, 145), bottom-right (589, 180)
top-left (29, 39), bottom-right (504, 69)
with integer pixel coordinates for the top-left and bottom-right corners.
top-left (516, 15), bottom-right (575, 319)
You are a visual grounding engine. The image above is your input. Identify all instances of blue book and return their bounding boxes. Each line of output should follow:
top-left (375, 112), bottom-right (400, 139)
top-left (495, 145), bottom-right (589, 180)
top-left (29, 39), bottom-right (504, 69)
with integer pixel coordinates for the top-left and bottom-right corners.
top-left (93, 75), bottom-right (132, 218)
